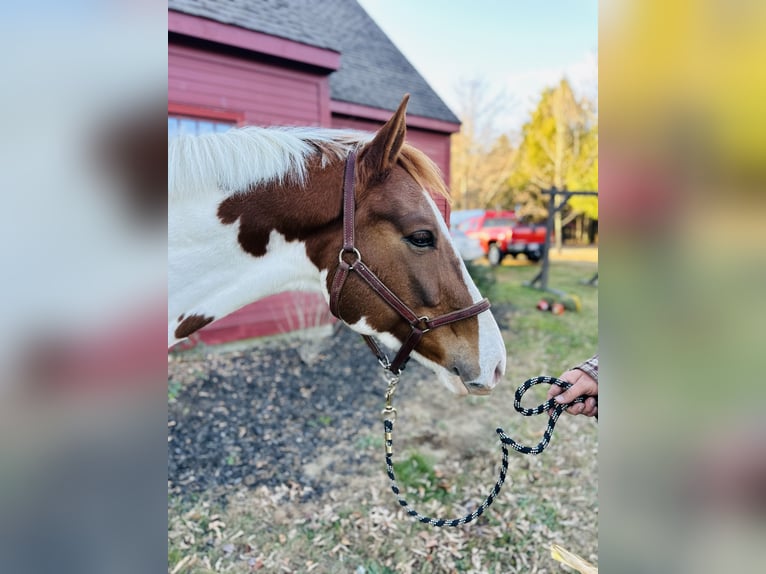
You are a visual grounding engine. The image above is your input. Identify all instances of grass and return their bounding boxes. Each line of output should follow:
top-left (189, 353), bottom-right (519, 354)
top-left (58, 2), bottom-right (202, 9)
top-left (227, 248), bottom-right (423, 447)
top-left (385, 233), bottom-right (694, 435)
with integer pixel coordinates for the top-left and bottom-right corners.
top-left (392, 451), bottom-right (458, 505)
top-left (168, 379), bottom-right (183, 402)
top-left (490, 261), bottom-right (598, 374)
top-left (168, 259), bottom-right (598, 573)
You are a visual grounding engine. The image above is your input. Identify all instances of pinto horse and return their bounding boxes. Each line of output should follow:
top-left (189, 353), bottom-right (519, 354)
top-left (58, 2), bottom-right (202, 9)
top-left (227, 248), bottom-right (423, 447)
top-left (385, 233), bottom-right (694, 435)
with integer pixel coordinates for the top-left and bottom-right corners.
top-left (169, 96), bottom-right (506, 395)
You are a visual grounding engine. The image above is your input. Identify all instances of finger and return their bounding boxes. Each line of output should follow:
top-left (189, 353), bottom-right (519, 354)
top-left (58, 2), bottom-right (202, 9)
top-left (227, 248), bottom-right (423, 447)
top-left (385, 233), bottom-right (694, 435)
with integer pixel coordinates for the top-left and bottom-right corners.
top-left (547, 385), bottom-right (564, 401)
top-left (582, 398), bottom-right (597, 417)
top-left (557, 369), bottom-right (583, 386)
top-left (566, 402), bottom-right (585, 415)
top-left (557, 380), bottom-right (598, 406)
top-left (554, 385), bottom-right (582, 405)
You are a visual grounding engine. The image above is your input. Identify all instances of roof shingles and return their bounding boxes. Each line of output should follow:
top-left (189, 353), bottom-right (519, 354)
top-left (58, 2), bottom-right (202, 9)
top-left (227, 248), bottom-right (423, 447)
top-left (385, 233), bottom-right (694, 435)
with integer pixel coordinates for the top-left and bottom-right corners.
top-left (169, 0), bottom-right (459, 123)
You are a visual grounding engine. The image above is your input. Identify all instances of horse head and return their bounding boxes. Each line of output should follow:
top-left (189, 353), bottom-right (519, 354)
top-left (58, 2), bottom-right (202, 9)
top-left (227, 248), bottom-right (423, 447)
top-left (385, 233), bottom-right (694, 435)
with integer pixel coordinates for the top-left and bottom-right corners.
top-left (327, 96), bottom-right (506, 395)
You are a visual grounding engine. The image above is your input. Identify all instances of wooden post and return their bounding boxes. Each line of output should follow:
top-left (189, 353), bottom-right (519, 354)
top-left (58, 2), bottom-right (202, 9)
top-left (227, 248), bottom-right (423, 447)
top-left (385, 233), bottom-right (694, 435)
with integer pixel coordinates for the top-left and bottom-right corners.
top-left (525, 189), bottom-right (598, 294)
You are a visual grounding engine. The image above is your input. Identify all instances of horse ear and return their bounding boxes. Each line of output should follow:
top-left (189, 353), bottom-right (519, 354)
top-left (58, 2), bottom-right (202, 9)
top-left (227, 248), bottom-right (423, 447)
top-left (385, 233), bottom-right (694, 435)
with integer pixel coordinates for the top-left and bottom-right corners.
top-left (358, 94), bottom-right (409, 185)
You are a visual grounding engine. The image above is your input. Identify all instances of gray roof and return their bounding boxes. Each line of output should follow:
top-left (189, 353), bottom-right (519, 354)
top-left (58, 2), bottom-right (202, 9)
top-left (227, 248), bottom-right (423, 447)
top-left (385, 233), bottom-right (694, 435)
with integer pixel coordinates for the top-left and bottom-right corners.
top-left (169, 0), bottom-right (460, 124)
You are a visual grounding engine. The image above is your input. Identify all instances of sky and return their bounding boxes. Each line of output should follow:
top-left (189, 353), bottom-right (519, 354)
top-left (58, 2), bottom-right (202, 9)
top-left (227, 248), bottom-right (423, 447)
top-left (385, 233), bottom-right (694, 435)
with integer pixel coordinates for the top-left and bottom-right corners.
top-left (357, 0), bottom-right (598, 136)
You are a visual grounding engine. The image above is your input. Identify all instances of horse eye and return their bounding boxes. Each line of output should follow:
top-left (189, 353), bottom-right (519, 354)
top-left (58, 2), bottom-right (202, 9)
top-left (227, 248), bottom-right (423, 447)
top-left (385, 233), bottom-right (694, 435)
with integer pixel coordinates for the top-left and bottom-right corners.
top-left (406, 230), bottom-right (435, 248)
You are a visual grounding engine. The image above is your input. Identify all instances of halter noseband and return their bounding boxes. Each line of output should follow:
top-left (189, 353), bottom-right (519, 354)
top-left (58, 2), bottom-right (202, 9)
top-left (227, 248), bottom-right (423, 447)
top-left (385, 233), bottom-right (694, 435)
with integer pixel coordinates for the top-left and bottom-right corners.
top-left (329, 150), bottom-right (491, 376)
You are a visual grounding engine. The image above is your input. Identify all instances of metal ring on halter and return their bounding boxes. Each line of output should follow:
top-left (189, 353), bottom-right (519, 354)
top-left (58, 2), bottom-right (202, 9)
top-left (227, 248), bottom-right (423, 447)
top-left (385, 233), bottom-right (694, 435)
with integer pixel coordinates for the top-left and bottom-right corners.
top-left (377, 356), bottom-right (392, 370)
top-left (417, 317), bottom-right (431, 333)
top-left (338, 247), bottom-right (362, 266)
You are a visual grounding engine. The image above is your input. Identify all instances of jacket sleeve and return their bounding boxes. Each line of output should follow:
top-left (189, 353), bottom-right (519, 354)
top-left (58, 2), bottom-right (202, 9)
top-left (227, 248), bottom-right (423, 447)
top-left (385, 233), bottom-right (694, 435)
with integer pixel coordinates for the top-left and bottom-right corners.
top-left (573, 354), bottom-right (598, 383)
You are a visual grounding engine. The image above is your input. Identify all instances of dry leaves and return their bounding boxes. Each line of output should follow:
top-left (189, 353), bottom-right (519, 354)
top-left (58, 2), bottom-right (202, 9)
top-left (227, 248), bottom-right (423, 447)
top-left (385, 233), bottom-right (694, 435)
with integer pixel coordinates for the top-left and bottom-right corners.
top-left (168, 321), bottom-right (598, 573)
top-left (551, 544), bottom-right (598, 573)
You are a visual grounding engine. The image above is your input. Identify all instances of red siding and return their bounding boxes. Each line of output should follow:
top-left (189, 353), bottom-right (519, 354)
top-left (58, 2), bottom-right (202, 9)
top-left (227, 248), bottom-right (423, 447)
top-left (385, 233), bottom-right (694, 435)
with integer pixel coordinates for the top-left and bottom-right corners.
top-left (193, 293), bottom-right (335, 345)
top-left (331, 100), bottom-right (460, 134)
top-left (169, 43), bottom-right (331, 126)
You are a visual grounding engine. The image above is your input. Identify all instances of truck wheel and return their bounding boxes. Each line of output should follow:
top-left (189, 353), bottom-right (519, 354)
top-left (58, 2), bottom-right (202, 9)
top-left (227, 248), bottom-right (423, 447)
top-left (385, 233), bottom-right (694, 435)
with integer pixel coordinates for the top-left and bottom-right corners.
top-left (526, 252), bottom-right (541, 263)
top-left (488, 244), bottom-right (504, 266)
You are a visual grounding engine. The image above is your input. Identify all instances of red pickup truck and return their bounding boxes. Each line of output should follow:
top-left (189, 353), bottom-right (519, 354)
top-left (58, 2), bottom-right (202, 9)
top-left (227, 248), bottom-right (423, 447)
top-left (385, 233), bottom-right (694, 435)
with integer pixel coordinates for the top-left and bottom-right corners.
top-left (453, 210), bottom-right (547, 266)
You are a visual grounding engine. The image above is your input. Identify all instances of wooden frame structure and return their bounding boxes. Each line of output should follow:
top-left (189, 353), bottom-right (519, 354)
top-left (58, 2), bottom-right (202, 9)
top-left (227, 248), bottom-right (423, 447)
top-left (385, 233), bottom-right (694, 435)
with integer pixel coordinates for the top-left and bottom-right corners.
top-left (525, 188), bottom-right (598, 294)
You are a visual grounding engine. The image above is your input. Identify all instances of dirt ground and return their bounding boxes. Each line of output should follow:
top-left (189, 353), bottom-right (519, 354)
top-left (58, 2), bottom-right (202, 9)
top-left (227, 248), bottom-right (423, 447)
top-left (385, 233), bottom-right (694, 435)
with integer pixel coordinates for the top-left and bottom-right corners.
top-left (168, 293), bottom-right (598, 573)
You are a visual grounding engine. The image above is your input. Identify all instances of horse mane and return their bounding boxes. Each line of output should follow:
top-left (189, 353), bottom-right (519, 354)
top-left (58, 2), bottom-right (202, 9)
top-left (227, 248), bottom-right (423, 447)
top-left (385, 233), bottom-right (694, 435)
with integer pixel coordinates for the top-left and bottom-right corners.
top-left (398, 143), bottom-right (449, 202)
top-left (168, 126), bottom-right (449, 201)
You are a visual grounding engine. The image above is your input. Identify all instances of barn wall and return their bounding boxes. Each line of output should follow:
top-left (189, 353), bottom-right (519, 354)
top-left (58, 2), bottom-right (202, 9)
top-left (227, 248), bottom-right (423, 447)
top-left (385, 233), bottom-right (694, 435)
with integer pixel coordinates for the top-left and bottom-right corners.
top-left (193, 293), bottom-right (334, 346)
top-left (169, 43), bottom-right (331, 126)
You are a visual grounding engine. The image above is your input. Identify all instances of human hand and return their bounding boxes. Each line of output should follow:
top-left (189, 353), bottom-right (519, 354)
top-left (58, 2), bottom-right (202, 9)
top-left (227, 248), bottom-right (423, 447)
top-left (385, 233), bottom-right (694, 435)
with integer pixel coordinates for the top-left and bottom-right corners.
top-left (547, 369), bottom-right (598, 417)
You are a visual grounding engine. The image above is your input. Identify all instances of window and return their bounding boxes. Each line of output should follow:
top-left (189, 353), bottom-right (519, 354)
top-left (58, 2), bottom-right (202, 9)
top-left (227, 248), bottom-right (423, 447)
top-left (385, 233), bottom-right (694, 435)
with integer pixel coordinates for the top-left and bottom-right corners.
top-left (167, 103), bottom-right (242, 138)
top-left (168, 116), bottom-right (235, 138)
top-left (484, 217), bottom-right (515, 228)
top-left (457, 218), bottom-right (479, 232)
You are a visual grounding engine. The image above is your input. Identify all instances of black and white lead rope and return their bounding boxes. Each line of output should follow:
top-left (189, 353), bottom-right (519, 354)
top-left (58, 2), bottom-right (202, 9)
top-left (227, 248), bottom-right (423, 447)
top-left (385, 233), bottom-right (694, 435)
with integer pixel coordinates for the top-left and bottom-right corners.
top-left (383, 376), bottom-right (590, 527)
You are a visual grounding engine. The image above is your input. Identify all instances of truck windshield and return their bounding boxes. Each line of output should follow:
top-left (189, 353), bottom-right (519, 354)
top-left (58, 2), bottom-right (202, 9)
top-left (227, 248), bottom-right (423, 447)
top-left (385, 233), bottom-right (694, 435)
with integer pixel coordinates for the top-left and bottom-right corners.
top-left (484, 218), bottom-right (514, 227)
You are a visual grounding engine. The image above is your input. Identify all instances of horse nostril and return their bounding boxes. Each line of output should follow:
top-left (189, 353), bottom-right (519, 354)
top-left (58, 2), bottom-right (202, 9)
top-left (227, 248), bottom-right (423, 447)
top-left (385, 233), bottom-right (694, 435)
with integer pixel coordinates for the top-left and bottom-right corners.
top-left (452, 367), bottom-right (460, 377)
top-left (465, 381), bottom-right (492, 395)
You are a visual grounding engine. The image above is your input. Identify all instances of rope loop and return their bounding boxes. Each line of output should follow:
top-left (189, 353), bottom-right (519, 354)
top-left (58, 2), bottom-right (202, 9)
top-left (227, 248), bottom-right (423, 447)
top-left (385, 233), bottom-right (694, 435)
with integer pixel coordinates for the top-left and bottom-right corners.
top-left (383, 376), bottom-right (591, 527)
top-left (496, 375), bottom-right (586, 455)
top-left (384, 418), bottom-right (509, 527)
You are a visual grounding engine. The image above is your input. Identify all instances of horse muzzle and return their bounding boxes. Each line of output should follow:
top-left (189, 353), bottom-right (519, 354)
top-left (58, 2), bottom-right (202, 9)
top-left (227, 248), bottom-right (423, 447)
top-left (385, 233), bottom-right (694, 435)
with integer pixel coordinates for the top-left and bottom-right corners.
top-left (449, 359), bottom-right (504, 396)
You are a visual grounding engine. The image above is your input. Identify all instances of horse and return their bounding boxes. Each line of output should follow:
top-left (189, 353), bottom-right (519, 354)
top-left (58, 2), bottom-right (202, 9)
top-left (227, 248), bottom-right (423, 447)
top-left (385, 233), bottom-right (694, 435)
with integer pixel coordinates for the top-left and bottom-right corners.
top-left (168, 95), bottom-right (506, 395)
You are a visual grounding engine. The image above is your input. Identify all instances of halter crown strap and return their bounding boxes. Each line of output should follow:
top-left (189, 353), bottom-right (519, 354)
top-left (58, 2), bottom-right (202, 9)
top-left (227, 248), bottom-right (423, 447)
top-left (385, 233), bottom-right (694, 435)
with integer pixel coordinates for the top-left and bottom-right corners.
top-left (341, 150), bottom-right (357, 252)
top-left (329, 151), bottom-right (491, 375)
top-left (329, 150), bottom-right (358, 319)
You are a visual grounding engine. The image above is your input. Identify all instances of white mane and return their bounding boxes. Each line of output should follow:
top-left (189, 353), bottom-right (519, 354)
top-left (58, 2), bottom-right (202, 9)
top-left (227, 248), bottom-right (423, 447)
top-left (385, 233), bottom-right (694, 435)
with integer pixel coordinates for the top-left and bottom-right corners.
top-left (168, 126), bottom-right (369, 199)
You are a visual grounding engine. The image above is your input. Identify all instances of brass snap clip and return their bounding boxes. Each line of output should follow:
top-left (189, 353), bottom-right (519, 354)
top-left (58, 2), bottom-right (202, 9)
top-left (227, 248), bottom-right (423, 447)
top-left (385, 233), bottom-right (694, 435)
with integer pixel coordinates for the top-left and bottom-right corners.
top-left (381, 374), bottom-right (399, 422)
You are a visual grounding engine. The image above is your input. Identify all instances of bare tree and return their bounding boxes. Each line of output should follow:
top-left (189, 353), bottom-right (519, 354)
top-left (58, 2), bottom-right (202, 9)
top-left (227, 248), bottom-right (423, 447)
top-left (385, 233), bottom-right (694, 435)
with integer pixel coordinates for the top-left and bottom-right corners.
top-left (450, 78), bottom-right (517, 210)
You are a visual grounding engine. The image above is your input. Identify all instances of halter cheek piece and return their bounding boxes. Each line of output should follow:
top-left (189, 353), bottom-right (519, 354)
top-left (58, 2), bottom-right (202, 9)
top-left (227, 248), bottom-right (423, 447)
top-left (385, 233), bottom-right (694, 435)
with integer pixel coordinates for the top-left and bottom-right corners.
top-left (329, 150), bottom-right (491, 376)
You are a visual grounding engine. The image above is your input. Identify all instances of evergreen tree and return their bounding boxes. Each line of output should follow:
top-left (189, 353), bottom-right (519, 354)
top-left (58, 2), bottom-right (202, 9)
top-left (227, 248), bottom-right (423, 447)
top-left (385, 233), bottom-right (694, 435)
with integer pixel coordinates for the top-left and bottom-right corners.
top-left (505, 79), bottom-right (598, 244)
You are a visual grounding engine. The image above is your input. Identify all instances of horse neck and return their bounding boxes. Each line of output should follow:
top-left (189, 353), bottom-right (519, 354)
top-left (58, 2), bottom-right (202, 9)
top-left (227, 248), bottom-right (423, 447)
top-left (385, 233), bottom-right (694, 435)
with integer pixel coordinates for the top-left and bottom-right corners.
top-left (168, 165), bottom-right (343, 346)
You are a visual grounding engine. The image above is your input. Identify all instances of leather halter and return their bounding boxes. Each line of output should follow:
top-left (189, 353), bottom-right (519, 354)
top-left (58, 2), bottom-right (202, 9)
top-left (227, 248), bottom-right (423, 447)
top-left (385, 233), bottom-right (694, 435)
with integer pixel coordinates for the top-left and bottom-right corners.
top-left (329, 150), bottom-right (491, 375)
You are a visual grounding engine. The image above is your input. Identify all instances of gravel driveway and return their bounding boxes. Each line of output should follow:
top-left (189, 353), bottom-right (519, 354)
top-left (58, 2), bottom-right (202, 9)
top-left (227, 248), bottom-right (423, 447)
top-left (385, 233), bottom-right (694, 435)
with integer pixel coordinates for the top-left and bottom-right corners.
top-left (168, 324), bottom-right (432, 498)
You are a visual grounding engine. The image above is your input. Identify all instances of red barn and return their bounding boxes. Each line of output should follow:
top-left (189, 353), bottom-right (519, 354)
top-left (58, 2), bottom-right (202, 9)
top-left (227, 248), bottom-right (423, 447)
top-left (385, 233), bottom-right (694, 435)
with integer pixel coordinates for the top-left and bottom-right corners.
top-left (169, 0), bottom-right (461, 345)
